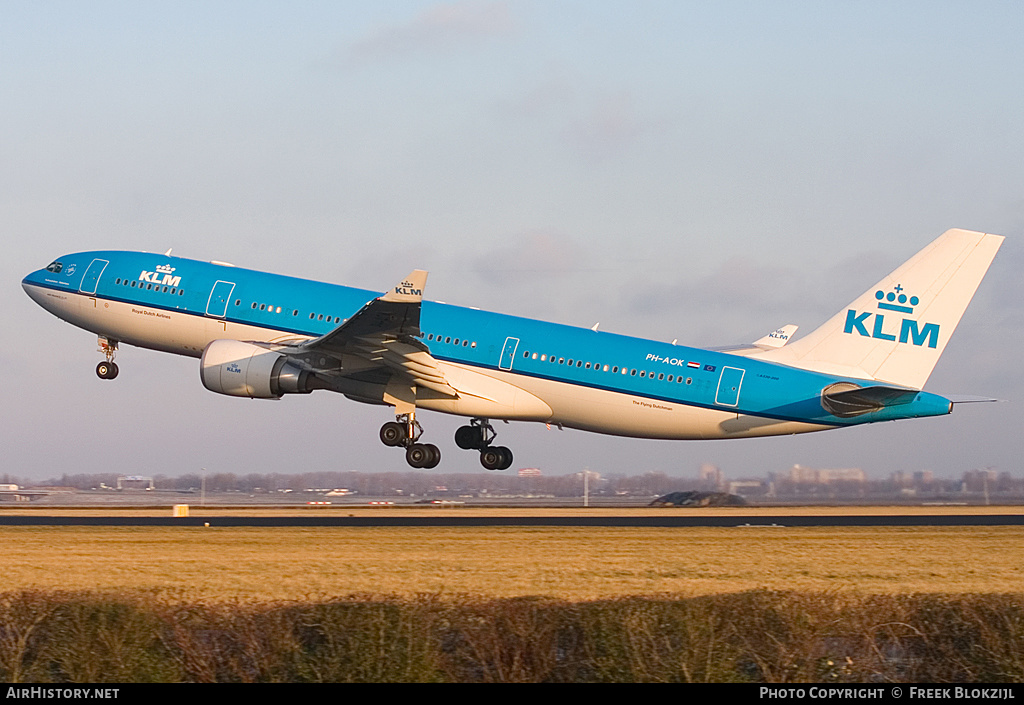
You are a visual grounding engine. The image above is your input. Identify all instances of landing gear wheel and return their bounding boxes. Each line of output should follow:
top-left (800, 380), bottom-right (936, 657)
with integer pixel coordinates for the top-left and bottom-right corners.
top-left (496, 446), bottom-right (513, 470)
top-left (423, 443), bottom-right (441, 469)
top-left (380, 422), bottom-right (407, 447)
top-left (406, 443), bottom-right (441, 469)
top-left (455, 425), bottom-right (483, 450)
top-left (480, 446), bottom-right (512, 471)
top-left (96, 361), bottom-right (119, 380)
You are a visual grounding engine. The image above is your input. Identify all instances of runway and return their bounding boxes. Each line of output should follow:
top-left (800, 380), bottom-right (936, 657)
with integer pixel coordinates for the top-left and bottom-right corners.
top-left (1, 514), bottom-right (1022, 527)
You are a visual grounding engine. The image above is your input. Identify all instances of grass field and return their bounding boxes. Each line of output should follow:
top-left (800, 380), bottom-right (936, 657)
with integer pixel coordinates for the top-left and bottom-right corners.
top-left (2, 520), bottom-right (1023, 682)
top-left (1, 524), bottom-right (1022, 600)
top-left (2, 504), bottom-right (1022, 516)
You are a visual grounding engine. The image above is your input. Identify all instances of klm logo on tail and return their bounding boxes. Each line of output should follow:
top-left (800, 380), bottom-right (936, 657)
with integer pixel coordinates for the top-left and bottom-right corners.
top-left (843, 285), bottom-right (940, 348)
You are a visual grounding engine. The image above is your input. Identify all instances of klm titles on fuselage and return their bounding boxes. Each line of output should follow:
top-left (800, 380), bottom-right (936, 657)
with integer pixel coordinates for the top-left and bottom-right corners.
top-left (843, 286), bottom-right (940, 348)
top-left (138, 265), bottom-right (181, 288)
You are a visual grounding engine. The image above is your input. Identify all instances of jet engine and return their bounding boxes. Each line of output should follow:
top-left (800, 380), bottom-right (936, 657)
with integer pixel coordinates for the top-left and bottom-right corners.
top-left (200, 339), bottom-right (315, 398)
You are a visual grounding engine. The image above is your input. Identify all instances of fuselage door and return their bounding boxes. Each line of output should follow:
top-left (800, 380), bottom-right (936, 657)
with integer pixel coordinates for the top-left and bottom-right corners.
top-left (79, 258), bottom-right (109, 295)
top-left (498, 336), bottom-right (520, 370)
top-left (715, 366), bottom-right (745, 407)
top-left (205, 280), bottom-right (236, 318)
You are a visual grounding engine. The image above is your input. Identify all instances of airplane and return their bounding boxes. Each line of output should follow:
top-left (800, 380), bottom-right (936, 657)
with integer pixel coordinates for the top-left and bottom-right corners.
top-left (22, 228), bottom-right (1003, 470)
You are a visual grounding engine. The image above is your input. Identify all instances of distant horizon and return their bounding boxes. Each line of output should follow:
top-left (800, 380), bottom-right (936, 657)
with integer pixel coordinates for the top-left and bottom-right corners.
top-left (5, 463), bottom-right (1016, 487)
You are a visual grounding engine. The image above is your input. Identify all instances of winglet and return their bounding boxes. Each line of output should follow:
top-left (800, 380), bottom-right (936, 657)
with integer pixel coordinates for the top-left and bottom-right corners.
top-left (381, 270), bottom-right (428, 303)
top-left (753, 324), bottom-right (798, 349)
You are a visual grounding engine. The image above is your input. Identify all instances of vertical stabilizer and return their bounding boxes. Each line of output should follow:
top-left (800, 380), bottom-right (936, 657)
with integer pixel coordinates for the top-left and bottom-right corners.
top-left (757, 229), bottom-right (1003, 388)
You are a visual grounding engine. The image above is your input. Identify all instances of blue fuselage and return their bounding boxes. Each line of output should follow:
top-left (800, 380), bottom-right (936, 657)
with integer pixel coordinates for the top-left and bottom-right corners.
top-left (22, 250), bottom-right (954, 439)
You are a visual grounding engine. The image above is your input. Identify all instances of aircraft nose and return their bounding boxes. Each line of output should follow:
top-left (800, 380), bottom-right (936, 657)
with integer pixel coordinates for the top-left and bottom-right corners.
top-left (22, 272), bottom-right (46, 305)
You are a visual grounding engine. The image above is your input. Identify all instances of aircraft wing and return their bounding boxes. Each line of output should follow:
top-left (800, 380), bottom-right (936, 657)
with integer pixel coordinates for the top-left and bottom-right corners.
top-left (292, 270), bottom-right (458, 398)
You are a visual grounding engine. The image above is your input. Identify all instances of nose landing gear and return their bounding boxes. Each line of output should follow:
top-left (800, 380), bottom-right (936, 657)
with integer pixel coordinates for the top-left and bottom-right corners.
top-left (379, 413), bottom-right (441, 469)
top-left (96, 337), bottom-right (119, 379)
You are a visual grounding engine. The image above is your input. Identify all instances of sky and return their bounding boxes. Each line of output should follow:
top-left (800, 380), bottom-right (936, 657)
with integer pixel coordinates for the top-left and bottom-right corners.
top-left (3, 1), bottom-right (1023, 482)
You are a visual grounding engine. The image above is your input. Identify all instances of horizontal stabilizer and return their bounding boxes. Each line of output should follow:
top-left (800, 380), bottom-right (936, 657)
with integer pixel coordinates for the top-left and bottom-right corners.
top-left (821, 384), bottom-right (920, 418)
top-left (946, 395), bottom-right (1000, 404)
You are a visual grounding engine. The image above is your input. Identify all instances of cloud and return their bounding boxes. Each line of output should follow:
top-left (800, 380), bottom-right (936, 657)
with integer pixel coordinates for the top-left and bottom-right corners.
top-left (566, 90), bottom-right (648, 160)
top-left (346, 1), bottom-right (515, 65)
top-left (471, 230), bottom-right (588, 288)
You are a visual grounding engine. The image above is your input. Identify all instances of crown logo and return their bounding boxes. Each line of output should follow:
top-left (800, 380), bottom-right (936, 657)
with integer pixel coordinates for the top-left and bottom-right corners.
top-left (875, 285), bottom-right (919, 314)
top-left (156, 264), bottom-right (175, 274)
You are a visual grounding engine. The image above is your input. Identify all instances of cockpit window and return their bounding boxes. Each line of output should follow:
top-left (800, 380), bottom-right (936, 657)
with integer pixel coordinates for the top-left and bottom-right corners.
top-left (45, 261), bottom-right (62, 273)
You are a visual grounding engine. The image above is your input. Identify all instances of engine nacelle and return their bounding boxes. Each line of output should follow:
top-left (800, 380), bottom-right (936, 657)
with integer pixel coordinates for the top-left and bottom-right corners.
top-left (200, 339), bottom-right (314, 398)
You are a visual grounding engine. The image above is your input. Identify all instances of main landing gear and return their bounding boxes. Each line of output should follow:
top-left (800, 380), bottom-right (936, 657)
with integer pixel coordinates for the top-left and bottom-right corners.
top-left (96, 337), bottom-right (119, 380)
top-left (455, 419), bottom-right (513, 471)
top-left (379, 413), bottom-right (441, 469)
top-left (379, 415), bottom-right (514, 471)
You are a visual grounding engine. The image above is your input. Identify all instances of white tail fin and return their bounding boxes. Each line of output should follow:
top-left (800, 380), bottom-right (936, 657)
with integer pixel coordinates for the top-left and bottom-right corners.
top-left (757, 229), bottom-right (1004, 388)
